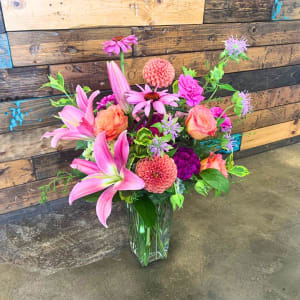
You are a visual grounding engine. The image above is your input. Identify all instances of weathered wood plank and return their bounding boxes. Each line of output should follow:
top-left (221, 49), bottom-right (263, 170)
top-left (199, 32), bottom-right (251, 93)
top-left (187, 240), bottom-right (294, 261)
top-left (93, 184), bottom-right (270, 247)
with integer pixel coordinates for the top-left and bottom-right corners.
top-left (50, 44), bottom-right (300, 91)
top-left (8, 28), bottom-right (131, 67)
top-left (0, 159), bottom-right (35, 189)
top-left (0, 66), bottom-right (52, 101)
top-left (0, 126), bottom-right (76, 163)
top-left (272, 0), bottom-right (300, 21)
top-left (1, 0), bottom-right (205, 31)
top-left (0, 2), bottom-right (5, 33)
top-left (133, 21), bottom-right (300, 56)
top-left (0, 97), bottom-right (62, 134)
top-left (231, 102), bottom-right (300, 133)
top-left (0, 177), bottom-right (75, 214)
top-left (0, 33), bottom-right (12, 69)
top-left (33, 149), bottom-right (82, 180)
top-left (204, 0), bottom-right (274, 23)
top-left (241, 120), bottom-right (300, 150)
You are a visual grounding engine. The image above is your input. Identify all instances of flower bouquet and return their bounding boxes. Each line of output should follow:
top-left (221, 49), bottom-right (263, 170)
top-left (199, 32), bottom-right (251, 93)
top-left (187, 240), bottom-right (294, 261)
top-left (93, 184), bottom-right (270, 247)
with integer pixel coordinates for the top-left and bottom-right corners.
top-left (40, 35), bottom-right (251, 266)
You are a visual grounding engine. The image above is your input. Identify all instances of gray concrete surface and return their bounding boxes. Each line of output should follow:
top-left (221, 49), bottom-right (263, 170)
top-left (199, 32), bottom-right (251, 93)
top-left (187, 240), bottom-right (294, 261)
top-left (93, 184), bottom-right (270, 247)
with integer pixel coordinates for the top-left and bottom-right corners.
top-left (1, 144), bottom-right (300, 300)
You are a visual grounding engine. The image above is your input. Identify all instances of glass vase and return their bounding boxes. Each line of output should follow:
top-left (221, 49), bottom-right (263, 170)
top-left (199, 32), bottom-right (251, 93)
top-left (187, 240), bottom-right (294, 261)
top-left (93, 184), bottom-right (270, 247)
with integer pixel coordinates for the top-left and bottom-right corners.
top-left (126, 200), bottom-right (173, 267)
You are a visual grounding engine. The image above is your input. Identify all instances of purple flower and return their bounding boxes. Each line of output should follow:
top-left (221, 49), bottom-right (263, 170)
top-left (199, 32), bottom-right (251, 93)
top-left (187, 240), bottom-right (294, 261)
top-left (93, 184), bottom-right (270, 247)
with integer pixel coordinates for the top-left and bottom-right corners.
top-left (148, 137), bottom-right (172, 157)
top-left (173, 147), bottom-right (201, 181)
top-left (224, 133), bottom-right (234, 152)
top-left (239, 91), bottom-right (252, 116)
top-left (96, 94), bottom-right (117, 110)
top-left (178, 74), bottom-right (205, 107)
top-left (210, 107), bottom-right (232, 132)
top-left (225, 36), bottom-right (248, 57)
top-left (161, 115), bottom-right (183, 141)
top-left (103, 35), bottom-right (138, 56)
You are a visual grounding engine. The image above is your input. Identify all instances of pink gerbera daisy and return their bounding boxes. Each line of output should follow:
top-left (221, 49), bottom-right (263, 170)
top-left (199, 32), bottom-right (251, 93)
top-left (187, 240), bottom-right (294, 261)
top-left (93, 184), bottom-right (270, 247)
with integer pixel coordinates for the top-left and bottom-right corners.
top-left (103, 35), bottom-right (138, 56)
top-left (127, 84), bottom-right (179, 117)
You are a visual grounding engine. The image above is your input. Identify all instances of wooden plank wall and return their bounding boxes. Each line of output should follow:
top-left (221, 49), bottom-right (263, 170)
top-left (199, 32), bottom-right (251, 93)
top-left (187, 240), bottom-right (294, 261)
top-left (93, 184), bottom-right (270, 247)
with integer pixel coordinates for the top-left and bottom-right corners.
top-left (0, 0), bottom-right (299, 214)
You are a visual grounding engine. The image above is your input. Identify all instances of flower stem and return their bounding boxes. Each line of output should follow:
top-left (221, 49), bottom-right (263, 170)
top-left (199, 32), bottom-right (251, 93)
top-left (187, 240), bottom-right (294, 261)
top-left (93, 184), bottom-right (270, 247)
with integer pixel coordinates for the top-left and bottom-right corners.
top-left (120, 50), bottom-right (125, 74)
top-left (146, 106), bottom-right (154, 127)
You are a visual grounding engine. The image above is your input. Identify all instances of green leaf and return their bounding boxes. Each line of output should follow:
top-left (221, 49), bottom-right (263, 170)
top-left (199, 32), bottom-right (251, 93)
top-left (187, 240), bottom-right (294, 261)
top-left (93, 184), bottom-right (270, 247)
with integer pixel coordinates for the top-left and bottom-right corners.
top-left (200, 168), bottom-right (229, 194)
top-left (134, 128), bottom-right (153, 146)
top-left (83, 191), bottom-right (102, 203)
top-left (194, 180), bottom-right (211, 196)
top-left (218, 83), bottom-right (236, 92)
top-left (50, 97), bottom-right (73, 107)
top-left (148, 192), bottom-right (170, 205)
top-left (133, 198), bottom-right (157, 228)
top-left (226, 152), bottom-right (234, 170)
top-left (56, 72), bottom-right (64, 87)
top-left (151, 122), bottom-right (163, 133)
top-left (82, 86), bottom-right (92, 93)
top-left (166, 147), bottom-right (177, 158)
top-left (75, 140), bottom-right (88, 150)
top-left (172, 80), bottom-right (179, 94)
top-left (182, 66), bottom-right (197, 77)
top-left (170, 194), bottom-right (184, 210)
top-left (119, 190), bottom-right (134, 203)
top-left (228, 165), bottom-right (249, 177)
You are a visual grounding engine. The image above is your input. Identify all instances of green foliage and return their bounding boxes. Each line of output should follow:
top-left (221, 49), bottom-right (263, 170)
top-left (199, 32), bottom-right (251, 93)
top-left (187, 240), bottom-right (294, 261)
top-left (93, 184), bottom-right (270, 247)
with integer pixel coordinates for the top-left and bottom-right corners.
top-left (50, 97), bottom-right (74, 108)
top-left (231, 91), bottom-right (243, 116)
top-left (133, 196), bottom-right (157, 228)
top-left (172, 80), bottom-right (179, 94)
top-left (200, 168), bottom-right (229, 194)
top-left (226, 152), bottom-right (234, 171)
top-left (218, 83), bottom-right (236, 92)
top-left (40, 171), bottom-right (77, 204)
top-left (134, 128), bottom-right (153, 146)
top-left (75, 140), bottom-right (89, 150)
top-left (170, 194), bottom-right (184, 210)
top-left (194, 179), bottom-right (211, 196)
top-left (182, 66), bottom-right (197, 77)
top-left (228, 165), bottom-right (249, 177)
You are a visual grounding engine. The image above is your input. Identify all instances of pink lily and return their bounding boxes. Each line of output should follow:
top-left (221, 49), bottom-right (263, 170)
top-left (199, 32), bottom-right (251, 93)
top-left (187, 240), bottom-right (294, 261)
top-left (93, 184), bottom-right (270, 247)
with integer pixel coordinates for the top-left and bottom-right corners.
top-left (107, 61), bottom-right (131, 113)
top-left (42, 85), bottom-right (100, 147)
top-left (69, 130), bottom-right (145, 227)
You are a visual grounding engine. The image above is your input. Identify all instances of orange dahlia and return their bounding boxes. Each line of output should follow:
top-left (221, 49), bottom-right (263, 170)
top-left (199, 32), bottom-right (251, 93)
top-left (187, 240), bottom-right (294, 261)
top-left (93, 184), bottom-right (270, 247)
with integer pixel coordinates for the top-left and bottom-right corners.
top-left (135, 155), bottom-right (177, 193)
top-left (142, 58), bottom-right (175, 88)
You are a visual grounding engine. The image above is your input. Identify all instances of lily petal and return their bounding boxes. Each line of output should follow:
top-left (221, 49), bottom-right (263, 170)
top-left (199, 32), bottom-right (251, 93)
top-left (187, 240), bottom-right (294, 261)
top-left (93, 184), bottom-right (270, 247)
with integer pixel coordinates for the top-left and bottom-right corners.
top-left (71, 158), bottom-right (99, 175)
top-left (59, 105), bottom-right (84, 130)
top-left (114, 130), bottom-right (129, 171)
top-left (76, 85), bottom-right (88, 111)
top-left (94, 132), bottom-right (117, 176)
top-left (96, 186), bottom-right (116, 227)
top-left (85, 90), bottom-right (100, 126)
top-left (115, 167), bottom-right (145, 191)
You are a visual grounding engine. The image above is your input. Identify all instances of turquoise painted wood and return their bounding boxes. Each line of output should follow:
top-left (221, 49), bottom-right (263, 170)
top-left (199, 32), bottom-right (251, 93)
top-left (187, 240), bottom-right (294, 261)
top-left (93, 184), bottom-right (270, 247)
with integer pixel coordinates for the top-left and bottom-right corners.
top-left (272, 0), bottom-right (300, 21)
top-left (0, 33), bottom-right (12, 69)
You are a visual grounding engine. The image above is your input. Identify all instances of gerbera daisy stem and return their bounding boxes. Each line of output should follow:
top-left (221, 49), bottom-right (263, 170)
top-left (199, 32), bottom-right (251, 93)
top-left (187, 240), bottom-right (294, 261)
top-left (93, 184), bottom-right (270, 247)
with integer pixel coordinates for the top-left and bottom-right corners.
top-left (120, 50), bottom-right (125, 74)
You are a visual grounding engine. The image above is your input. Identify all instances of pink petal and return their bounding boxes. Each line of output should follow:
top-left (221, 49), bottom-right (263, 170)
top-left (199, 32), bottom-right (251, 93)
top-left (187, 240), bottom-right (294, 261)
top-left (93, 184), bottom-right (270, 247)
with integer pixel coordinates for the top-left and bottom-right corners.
top-left (85, 90), bottom-right (100, 126)
top-left (132, 101), bottom-right (147, 117)
top-left (144, 101), bottom-right (152, 117)
top-left (115, 167), bottom-right (145, 191)
top-left (94, 132), bottom-right (117, 176)
top-left (76, 85), bottom-right (88, 111)
top-left (71, 158), bottom-right (99, 175)
top-left (59, 105), bottom-right (84, 130)
top-left (96, 186), bottom-right (116, 227)
top-left (113, 130), bottom-right (129, 171)
top-left (69, 177), bottom-right (109, 205)
top-left (152, 101), bottom-right (166, 115)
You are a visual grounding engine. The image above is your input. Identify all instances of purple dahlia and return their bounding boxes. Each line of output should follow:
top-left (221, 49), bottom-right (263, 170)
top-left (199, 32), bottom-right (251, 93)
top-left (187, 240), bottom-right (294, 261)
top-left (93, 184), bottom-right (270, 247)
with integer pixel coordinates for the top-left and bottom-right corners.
top-left (173, 147), bottom-right (201, 181)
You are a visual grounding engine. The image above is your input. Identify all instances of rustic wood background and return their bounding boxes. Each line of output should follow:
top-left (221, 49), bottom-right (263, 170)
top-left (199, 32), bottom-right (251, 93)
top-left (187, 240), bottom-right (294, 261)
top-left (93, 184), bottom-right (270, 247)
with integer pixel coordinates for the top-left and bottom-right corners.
top-left (0, 0), bottom-right (299, 215)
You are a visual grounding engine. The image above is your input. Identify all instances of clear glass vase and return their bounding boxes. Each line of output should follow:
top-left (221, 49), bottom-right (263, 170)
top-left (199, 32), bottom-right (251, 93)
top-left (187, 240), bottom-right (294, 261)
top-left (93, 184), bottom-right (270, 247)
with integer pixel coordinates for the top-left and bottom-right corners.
top-left (126, 200), bottom-right (173, 267)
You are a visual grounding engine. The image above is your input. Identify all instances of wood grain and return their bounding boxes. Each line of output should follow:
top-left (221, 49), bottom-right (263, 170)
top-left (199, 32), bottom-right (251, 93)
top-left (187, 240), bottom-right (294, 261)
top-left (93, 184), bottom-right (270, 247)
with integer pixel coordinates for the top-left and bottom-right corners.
top-left (0, 176), bottom-right (76, 214)
top-left (1, 0), bottom-right (205, 31)
top-left (50, 44), bottom-right (300, 91)
top-left (0, 66), bottom-right (52, 101)
top-left (0, 125), bottom-right (76, 163)
top-left (204, 0), bottom-right (274, 23)
top-left (241, 120), bottom-right (300, 150)
top-left (8, 28), bottom-right (131, 67)
top-left (0, 159), bottom-right (35, 189)
top-left (33, 149), bottom-right (82, 180)
top-left (0, 97), bottom-right (62, 134)
top-left (0, 33), bottom-right (12, 69)
top-left (231, 102), bottom-right (300, 133)
top-left (0, 2), bottom-right (5, 33)
top-left (133, 21), bottom-right (300, 56)
top-left (272, 0), bottom-right (300, 21)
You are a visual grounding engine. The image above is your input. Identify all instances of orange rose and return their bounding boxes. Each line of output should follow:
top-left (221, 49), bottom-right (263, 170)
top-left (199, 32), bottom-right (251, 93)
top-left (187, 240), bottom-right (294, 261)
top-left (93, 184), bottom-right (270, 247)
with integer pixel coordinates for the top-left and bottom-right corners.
top-left (200, 152), bottom-right (228, 178)
top-left (94, 105), bottom-right (128, 141)
top-left (185, 105), bottom-right (217, 140)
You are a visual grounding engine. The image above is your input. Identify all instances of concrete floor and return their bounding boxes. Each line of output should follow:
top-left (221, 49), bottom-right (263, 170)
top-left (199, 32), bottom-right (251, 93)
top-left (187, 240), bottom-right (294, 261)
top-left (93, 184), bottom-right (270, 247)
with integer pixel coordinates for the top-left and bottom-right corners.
top-left (1, 143), bottom-right (300, 300)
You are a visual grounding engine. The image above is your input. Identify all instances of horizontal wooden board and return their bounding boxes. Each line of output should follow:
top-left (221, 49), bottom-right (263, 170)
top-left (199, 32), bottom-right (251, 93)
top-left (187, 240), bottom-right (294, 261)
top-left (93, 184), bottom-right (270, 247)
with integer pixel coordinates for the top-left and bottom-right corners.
top-left (231, 102), bottom-right (300, 133)
top-left (0, 159), bottom-right (34, 189)
top-left (0, 97), bottom-right (62, 134)
top-left (0, 125), bottom-right (76, 163)
top-left (204, 0), bottom-right (274, 23)
top-left (0, 66), bottom-right (53, 101)
top-left (272, 0), bottom-right (300, 21)
top-left (0, 3), bottom-right (4, 33)
top-left (33, 149), bottom-right (82, 180)
top-left (241, 120), bottom-right (300, 150)
top-left (133, 20), bottom-right (300, 56)
top-left (8, 28), bottom-right (131, 67)
top-left (51, 44), bottom-right (300, 91)
top-left (1, 0), bottom-right (205, 31)
top-left (0, 176), bottom-right (75, 214)
top-left (0, 33), bottom-right (12, 69)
